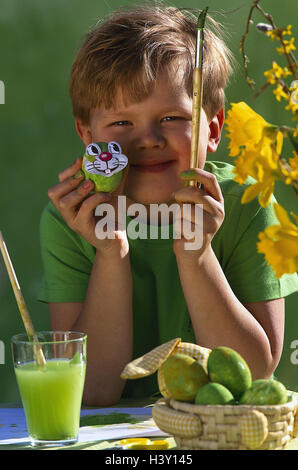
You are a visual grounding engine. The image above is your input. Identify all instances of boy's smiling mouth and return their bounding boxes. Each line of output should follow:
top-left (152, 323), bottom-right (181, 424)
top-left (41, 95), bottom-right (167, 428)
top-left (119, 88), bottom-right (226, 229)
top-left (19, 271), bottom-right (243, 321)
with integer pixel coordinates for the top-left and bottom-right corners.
top-left (131, 160), bottom-right (175, 173)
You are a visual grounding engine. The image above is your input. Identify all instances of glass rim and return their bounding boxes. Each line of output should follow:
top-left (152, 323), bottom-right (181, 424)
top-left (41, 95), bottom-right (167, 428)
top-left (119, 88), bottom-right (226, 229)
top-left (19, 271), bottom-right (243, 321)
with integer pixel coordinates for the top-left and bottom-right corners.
top-left (11, 330), bottom-right (87, 345)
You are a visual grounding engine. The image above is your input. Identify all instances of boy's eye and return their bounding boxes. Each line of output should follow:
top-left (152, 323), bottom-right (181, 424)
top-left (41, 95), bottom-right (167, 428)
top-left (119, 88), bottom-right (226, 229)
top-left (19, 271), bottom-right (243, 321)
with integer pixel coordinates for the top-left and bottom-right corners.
top-left (162, 116), bottom-right (181, 122)
top-left (111, 120), bottom-right (130, 126)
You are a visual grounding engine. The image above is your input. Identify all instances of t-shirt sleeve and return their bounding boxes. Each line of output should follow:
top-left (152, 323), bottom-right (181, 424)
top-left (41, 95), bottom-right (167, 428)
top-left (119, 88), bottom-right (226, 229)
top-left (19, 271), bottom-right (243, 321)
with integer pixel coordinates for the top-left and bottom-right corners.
top-left (38, 202), bottom-right (95, 303)
top-left (216, 194), bottom-right (298, 303)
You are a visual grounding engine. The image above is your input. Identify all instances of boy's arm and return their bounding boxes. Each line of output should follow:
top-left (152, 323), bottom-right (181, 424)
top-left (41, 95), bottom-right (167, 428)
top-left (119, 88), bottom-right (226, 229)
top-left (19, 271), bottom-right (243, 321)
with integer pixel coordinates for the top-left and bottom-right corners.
top-left (49, 250), bottom-right (133, 407)
top-left (76, 249), bottom-right (133, 407)
top-left (175, 247), bottom-right (284, 379)
top-left (174, 168), bottom-right (284, 379)
top-left (47, 158), bottom-right (133, 406)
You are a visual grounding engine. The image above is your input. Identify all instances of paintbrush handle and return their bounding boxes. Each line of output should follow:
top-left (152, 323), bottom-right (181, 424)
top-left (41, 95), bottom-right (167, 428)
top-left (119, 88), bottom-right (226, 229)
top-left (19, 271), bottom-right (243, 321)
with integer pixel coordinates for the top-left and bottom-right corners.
top-left (0, 232), bottom-right (46, 366)
top-left (189, 67), bottom-right (203, 187)
top-left (187, 8), bottom-right (207, 187)
top-left (190, 67), bottom-right (203, 168)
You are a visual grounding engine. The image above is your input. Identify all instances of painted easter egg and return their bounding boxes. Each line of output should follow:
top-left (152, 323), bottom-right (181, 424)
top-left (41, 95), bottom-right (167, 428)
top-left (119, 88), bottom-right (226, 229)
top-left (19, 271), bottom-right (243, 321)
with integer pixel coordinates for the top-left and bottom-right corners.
top-left (82, 141), bottom-right (128, 192)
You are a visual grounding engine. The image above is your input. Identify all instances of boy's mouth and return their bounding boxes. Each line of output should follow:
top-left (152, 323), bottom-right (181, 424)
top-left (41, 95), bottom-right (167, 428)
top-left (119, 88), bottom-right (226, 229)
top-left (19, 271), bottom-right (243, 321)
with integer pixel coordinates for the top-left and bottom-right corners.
top-left (130, 160), bottom-right (175, 173)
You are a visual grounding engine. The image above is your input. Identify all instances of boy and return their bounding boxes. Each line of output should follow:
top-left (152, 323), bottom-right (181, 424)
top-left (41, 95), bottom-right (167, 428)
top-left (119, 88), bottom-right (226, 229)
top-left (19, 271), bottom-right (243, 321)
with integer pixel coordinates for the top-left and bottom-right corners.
top-left (39, 3), bottom-right (297, 405)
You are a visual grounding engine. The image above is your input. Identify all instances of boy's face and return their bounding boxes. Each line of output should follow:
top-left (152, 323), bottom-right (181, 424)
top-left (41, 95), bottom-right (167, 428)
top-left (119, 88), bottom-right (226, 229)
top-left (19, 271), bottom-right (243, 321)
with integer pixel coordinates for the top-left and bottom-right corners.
top-left (76, 73), bottom-right (224, 205)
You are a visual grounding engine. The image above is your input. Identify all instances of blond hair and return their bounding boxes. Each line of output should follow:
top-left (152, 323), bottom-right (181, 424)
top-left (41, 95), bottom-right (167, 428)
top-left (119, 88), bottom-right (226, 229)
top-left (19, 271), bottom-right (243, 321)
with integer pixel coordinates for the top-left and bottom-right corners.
top-left (69, 2), bottom-right (234, 124)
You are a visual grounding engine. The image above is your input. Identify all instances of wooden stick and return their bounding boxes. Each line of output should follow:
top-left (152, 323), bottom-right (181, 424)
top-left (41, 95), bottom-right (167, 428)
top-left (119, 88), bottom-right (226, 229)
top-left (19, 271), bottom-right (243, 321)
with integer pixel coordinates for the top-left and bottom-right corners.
top-left (0, 231), bottom-right (46, 366)
top-left (188, 7), bottom-right (208, 187)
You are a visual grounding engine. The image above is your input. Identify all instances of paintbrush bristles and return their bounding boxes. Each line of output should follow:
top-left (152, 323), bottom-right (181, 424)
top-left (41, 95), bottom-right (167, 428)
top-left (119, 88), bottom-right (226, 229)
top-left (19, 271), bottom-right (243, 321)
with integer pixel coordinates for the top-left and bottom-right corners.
top-left (197, 6), bottom-right (208, 29)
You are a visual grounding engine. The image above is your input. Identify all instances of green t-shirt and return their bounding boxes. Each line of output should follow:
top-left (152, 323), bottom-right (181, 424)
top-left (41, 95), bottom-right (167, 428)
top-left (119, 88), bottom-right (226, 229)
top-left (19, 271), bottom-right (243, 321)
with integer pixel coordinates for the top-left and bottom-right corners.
top-left (38, 161), bottom-right (297, 398)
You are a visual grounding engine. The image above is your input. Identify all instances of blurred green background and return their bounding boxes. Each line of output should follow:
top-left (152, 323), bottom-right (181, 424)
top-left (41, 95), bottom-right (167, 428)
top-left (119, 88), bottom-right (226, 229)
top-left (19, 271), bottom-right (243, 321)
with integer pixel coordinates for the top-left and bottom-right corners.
top-left (0, 0), bottom-right (297, 403)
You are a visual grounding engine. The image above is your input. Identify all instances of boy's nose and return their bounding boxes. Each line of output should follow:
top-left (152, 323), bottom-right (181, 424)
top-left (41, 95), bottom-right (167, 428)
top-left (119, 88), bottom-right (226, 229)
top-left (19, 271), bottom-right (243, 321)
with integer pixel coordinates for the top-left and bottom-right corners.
top-left (136, 126), bottom-right (166, 150)
top-left (99, 151), bottom-right (113, 162)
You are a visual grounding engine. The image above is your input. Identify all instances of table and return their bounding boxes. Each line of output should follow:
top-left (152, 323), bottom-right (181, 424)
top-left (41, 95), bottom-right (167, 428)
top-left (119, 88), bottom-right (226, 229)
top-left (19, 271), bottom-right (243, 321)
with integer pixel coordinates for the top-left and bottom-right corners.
top-left (0, 399), bottom-right (175, 450)
top-left (1, 398), bottom-right (298, 451)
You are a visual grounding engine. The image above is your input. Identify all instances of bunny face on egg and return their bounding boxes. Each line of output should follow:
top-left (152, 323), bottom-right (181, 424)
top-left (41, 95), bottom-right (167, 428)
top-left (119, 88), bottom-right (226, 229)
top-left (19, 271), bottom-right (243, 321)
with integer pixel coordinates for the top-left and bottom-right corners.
top-left (84, 141), bottom-right (128, 177)
top-left (82, 141), bottom-right (128, 192)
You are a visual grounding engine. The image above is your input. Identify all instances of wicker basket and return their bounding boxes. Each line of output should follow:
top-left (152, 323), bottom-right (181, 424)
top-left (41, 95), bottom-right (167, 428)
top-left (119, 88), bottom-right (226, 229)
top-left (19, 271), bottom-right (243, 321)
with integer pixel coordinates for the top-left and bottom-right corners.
top-left (153, 396), bottom-right (298, 450)
top-left (120, 339), bottom-right (298, 450)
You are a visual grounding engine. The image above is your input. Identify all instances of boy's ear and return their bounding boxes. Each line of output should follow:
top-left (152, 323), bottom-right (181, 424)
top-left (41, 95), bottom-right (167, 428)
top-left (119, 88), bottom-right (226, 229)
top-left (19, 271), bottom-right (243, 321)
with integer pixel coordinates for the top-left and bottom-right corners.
top-left (207, 108), bottom-right (225, 153)
top-left (75, 118), bottom-right (93, 146)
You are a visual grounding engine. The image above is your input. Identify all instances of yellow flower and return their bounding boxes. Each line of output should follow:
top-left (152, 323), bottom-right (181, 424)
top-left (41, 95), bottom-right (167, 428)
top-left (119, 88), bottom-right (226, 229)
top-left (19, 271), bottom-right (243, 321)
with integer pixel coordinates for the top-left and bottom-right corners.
top-left (264, 62), bottom-right (290, 84)
top-left (225, 102), bottom-right (270, 157)
top-left (280, 151), bottom-right (298, 184)
top-left (282, 25), bottom-right (292, 37)
top-left (233, 132), bottom-right (283, 207)
top-left (226, 102), bottom-right (284, 206)
top-left (289, 154), bottom-right (298, 181)
top-left (290, 151), bottom-right (298, 168)
top-left (266, 25), bottom-right (292, 41)
top-left (266, 29), bottom-right (280, 41)
top-left (241, 179), bottom-right (275, 207)
top-left (257, 203), bottom-right (298, 278)
top-left (273, 83), bottom-right (290, 102)
top-left (285, 99), bottom-right (298, 119)
top-left (276, 37), bottom-right (296, 55)
top-left (282, 67), bottom-right (292, 78)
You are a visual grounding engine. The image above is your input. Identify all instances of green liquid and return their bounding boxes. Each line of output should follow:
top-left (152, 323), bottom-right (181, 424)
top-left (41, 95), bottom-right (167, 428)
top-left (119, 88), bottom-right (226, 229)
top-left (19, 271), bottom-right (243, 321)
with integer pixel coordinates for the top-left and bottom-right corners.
top-left (15, 359), bottom-right (86, 441)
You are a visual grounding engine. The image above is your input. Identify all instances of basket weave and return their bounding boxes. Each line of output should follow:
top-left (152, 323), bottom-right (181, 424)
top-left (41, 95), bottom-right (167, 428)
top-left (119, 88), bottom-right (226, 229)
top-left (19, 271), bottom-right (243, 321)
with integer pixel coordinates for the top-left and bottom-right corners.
top-left (120, 339), bottom-right (298, 450)
top-left (153, 396), bottom-right (298, 450)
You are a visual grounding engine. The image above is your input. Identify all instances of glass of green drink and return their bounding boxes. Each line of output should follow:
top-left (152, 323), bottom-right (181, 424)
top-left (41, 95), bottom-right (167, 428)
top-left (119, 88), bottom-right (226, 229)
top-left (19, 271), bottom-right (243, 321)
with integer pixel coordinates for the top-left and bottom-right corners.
top-left (11, 331), bottom-right (87, 447)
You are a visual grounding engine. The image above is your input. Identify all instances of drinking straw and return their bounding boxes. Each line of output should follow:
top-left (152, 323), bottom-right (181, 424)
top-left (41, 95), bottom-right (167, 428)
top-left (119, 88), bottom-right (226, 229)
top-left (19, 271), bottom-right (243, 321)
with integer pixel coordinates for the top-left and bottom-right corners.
top-left (187, 7), bottom-right (208, 187)
top-left (0, 231), bottom-right (46, 366)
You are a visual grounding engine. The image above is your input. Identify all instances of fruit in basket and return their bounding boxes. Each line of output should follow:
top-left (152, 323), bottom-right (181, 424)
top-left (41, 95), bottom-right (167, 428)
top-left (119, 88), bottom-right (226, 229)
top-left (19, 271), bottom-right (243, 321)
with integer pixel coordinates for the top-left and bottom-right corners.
top-left (239, 379), bottom-right (288, 405)
top-left (207, 346), bottom-right (252, 399)
top-left (162, 353), bottom-right (208, 402)
top-left (195, 382), bottom-right (234, 405)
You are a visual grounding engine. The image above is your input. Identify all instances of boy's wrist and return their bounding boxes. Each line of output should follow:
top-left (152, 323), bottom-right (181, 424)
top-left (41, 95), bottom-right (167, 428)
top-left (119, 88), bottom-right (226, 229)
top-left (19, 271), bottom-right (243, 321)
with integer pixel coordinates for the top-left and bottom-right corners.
top-left (175, 243), bottom-right (215, 268)
top-left (95, 237), bottom-right (129, 260)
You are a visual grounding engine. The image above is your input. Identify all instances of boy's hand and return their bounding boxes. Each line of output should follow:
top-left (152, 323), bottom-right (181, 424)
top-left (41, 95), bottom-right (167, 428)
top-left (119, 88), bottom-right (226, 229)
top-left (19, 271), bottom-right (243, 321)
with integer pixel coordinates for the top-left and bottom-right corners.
top-left (48, 157), bottom-right (129, 257)
top-left (173, 168), bottom-right (225, 260)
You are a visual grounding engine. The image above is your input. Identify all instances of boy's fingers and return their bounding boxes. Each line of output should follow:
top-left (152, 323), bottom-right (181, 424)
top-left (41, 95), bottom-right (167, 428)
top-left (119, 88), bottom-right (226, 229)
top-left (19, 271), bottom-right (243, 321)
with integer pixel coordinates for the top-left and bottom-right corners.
top-left (174, 186), bottom-right (225, 222)
top-left (74, 192), bottom-right (112, 225)
top-left (180, 168), bottom-right (223, 203)
top-left (48, 181), bottom-right (94, 226)
top-left (58, 157), bottom-right (83, 183)
top-left (52, 183), bottom-right (112, 228)
top-left (174, 187), bottom-right (215, 215)
top-left (48, 173), bottom-right (85, 205)
top-left (56, 180), bottom-right (96, 213)
top-left (179, 203), bottom-right (204, 225)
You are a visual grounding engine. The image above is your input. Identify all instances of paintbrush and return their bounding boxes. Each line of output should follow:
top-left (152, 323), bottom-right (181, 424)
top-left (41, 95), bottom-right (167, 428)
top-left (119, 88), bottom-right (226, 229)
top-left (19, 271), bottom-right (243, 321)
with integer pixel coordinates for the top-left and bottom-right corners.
top-left (0, 231), bottom-right (46, 366)
top-left (188, 7), bottom-right (208, 187)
